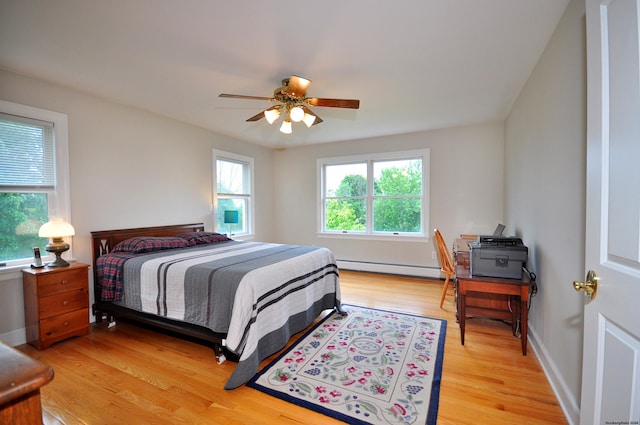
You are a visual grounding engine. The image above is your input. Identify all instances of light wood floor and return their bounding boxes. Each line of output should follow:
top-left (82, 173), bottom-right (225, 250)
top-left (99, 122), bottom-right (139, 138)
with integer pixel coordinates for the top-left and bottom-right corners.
top-left (18, 271), bottom-right (568, 425)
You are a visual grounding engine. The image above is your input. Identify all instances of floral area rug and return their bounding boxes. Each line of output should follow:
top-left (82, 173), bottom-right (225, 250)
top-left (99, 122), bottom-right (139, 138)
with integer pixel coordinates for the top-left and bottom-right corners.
top-left (247, 305), bottom-right (446, 425)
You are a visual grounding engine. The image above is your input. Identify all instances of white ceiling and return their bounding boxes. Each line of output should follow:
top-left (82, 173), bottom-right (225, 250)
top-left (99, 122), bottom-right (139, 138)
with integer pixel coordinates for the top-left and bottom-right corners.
top-left (0, 1), bottom-right (569, 149)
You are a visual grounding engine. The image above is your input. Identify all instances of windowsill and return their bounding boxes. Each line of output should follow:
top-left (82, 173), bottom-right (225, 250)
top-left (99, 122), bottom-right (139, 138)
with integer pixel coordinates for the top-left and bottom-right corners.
top-left (229, 233), bottom-right (255, 241)
top-left (0, 257), bottom-right (76, 282)
top-left (317, 232), bottom-right (430, 243)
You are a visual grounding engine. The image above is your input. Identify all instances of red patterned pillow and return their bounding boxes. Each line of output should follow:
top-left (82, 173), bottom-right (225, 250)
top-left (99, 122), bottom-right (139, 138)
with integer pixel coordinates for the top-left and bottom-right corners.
top-left (178, 232), bottom-right (231, 245)
top-left (112, 236), bottom-right (193, 254)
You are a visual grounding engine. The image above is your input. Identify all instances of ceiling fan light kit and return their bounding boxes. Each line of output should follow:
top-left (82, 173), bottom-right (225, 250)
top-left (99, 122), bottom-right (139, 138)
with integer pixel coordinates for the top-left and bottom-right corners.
top-left (219, 75), bottom-right (360, 135)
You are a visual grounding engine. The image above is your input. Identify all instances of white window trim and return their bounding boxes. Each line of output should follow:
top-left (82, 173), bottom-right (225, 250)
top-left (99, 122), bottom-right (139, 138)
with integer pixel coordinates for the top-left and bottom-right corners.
top-left (317, 149), bottom-right (430, 241)
top-left (212, 149), bottom-right (255, 240)
top-left (0, 100), bottom-right (71, 279)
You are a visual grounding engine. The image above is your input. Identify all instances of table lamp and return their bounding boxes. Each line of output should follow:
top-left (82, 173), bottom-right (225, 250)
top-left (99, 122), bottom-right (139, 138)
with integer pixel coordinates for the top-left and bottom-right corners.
top-left (38, 218), bottom-right (75, 267)
top-left (224, 210), bottom-right (239, 236)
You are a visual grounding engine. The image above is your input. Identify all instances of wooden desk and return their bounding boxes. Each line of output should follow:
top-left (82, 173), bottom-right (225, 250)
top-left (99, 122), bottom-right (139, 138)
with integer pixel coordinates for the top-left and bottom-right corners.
top-left (0, 341), bottom-right (54, 424)
top-left (456, 265), bottom-right (531, 355)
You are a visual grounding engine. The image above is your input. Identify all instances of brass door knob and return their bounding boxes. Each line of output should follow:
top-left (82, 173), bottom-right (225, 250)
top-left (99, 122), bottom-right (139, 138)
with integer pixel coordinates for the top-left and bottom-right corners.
top-left (573, 270), bottom-right (599, 300)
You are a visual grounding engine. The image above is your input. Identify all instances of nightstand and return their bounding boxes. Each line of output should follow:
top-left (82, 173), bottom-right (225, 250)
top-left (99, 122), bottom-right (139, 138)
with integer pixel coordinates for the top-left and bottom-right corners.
top-left (22, 262), bottom-right (90, 350)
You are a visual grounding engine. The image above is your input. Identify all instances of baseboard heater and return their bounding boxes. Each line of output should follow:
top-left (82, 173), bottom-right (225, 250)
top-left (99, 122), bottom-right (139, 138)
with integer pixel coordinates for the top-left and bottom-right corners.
top-left (336, 259), bottom-right (442, 279)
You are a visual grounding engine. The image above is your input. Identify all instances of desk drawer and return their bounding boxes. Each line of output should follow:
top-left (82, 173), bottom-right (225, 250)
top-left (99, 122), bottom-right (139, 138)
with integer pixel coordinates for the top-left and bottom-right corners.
top-left (465, 292), bottom-right (509, 310)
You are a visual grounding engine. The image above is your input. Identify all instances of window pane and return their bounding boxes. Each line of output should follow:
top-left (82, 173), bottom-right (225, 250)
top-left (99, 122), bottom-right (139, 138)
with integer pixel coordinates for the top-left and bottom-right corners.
top-left (0, 114), bottom-right (55, 188)
top-left (325, 163), bottom-right (367, 196)
top-left (325, 198), bottom-right (366, 231)
top-left (217, 159), bottom-right (248, 195)
top-left (216, 198), bottom-right (246, 235)
top-left (0, 193), bottom-right (49, 262)
top-left (374, 159), bottom-right (422, 196)
top-left (373, 197), bottom-right (421, 232)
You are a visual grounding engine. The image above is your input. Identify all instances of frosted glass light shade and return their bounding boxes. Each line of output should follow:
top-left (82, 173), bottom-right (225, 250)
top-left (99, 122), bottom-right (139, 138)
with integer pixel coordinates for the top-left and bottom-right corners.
top-left (280, 119), bottom-right (292, 134)
top-left (303, 113), bottom-right (316, 127)
top-left (38, 219), bottom-right (75, 238)
top-left (289, 106), bottom-right (304, 122)
top-left (264, 109), bottom-right (280, 124)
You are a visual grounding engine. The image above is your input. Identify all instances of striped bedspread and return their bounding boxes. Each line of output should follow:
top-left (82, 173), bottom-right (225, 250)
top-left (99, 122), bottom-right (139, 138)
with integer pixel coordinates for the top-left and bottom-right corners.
top-left (115, 241), bottom-right (341, 389)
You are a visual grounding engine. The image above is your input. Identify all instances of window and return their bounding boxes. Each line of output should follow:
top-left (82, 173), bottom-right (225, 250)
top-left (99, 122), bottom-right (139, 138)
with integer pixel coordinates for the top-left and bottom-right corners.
top-left (212, 150), bottom-right (254, 237)
top-left (318, 149), bottom-right (429, 238)
top-left (0, 100), bottom-right (70, 268)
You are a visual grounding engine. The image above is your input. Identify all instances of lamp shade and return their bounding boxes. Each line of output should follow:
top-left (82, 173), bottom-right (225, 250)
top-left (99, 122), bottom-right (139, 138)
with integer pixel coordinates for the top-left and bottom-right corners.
top-left (38, 219), bottom-right (75, 238)
top-left (303, 113), bottom-right (316, 127)
top-left (289, 106), bottom-right (304, 122)
top-left (264, 108), bottom-right (280, 124)
top-left (280, 119), bottom-right (292, 134)
top-left (224, 210), bottom-right (239, 224)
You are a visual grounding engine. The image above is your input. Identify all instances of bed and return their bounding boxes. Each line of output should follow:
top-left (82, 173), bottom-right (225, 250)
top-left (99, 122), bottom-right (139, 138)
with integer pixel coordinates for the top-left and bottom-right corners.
top-left (91, 223), bottom-right (342, 389)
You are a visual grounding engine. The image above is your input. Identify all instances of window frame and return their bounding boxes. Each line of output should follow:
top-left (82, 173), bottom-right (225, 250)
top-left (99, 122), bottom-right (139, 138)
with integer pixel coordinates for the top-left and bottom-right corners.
top-left (212, 149), bottom-right (254, 239)
top-left (317, 149), bottom-right (430, 241)
top-left (0, 100), bottom-right (71, 274)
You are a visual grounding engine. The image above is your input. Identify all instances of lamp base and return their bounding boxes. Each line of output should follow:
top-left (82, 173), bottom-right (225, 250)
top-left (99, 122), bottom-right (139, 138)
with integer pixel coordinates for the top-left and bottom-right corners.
top-left (45, 240), bottom-right (70, 268)
top-left (47, 253), bottom-right (70, 268)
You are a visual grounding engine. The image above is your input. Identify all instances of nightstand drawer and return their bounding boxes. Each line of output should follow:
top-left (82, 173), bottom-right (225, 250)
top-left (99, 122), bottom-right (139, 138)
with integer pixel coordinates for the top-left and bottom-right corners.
top-left (39, 308), bottom-right (88, 343)
top-left (39, 288), bottom-right (88, 319)
top-left (36, 268), bottom-right (87, 297)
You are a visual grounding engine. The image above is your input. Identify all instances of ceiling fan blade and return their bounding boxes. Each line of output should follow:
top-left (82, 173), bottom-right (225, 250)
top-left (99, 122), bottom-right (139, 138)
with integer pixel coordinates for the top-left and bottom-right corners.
top-left (246, 111), bottom-right (266, 122)
top-left (307, 97), bottom-right (360, 109)
top-left (219, 93), bottom-right (273, 101)
top-left (284, 75), bottom-right (312, 97)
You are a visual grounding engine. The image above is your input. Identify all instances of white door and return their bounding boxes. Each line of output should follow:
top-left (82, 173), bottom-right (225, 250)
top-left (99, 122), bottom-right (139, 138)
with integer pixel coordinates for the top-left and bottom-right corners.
top-left (578, 0), bottom-right (640, 423)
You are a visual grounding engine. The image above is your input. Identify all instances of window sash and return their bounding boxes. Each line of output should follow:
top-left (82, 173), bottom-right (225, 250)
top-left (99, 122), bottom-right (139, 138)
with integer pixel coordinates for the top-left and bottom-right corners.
top-left (0, 112), bottom-right (55, 189)
top-left (216, 157), bottom-right (250, 196)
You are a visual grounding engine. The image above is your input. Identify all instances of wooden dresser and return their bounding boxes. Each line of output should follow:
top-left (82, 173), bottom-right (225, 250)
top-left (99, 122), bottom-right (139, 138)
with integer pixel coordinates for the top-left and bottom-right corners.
top-left (22, 262), bottom-right (90, 350)
top-left (0, 341), bottom-right (54, 424)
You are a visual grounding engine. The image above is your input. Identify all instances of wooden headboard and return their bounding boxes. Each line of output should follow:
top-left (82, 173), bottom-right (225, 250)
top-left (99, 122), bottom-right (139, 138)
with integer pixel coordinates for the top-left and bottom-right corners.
top-left (90, 222), bottom-right (205, 266)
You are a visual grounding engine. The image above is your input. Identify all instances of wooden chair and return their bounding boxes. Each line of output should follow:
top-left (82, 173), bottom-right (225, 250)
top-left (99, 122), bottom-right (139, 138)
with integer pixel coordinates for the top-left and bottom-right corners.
top-left (434, 228), bottom-right (456, 308)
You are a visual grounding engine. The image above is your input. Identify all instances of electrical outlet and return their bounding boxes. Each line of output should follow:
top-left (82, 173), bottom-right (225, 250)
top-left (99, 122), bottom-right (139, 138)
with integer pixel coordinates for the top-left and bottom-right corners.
top-left (432, 251), bottom-right (437, 259)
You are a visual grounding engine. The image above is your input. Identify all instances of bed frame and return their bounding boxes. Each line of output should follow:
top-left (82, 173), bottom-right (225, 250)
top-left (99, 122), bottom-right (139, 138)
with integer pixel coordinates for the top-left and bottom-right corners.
top-left (90, 223), bottom-right (228, 362)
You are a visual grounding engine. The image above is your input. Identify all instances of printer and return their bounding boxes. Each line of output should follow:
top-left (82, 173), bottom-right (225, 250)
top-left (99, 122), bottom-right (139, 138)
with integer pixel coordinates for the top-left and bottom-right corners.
top-left (469, 235), bottom-right (528, 279)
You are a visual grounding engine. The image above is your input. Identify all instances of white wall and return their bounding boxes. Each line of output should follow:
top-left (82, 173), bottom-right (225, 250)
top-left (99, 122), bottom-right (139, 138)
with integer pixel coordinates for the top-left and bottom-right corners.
top-left (272, 122), bottom-right (505, 275)
top-left (0, 69), bottom-right (274, 344)
top-left (504, 0), bottom-right (585, 423)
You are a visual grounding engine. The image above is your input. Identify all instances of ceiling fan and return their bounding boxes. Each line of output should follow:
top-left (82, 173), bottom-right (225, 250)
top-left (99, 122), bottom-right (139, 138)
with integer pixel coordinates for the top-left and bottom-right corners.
top-left (219, 75), bottom-right (360, 134)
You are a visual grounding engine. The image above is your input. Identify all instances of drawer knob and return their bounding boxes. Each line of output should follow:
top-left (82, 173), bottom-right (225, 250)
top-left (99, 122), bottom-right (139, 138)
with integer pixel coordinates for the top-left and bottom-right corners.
top-left (63, 321), bottom-right (69, 327)
top-left (62, 300), bottom-right (69, 306)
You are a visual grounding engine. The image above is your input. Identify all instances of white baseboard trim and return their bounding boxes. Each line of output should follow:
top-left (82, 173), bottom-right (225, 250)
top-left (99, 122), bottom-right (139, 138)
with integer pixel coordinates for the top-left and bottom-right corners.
top-left (337, 260), bottom-right (442, 279)
top-left (528, 323), bottom-right (579, 425)
top-left (1, 327), bottom-right (26, 347)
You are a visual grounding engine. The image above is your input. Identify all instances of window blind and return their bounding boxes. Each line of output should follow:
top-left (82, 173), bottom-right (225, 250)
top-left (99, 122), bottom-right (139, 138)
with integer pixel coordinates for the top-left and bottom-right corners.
top-left (0, 112), bottom-right (55, 189)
